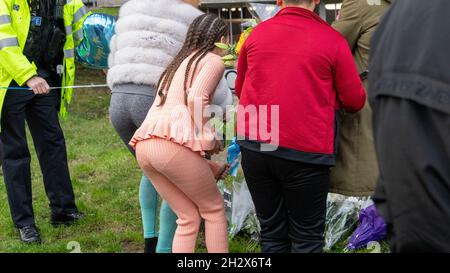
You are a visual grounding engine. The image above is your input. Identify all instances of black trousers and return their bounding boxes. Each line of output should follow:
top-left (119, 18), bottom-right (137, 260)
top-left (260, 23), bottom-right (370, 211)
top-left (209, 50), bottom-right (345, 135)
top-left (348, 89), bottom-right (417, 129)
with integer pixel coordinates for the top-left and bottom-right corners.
top-left (371, 97), bottom-right (450, 253)
top-left (241, 148), bottom-right (330, 253)
top-left (1, 81), bottom-right (77, 228)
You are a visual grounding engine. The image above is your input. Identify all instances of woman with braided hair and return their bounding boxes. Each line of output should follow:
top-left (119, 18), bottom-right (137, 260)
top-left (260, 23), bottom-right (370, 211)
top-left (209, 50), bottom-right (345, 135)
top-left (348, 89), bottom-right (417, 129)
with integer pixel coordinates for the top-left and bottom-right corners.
top-left (107, 0), bottom-right (232, 253)
top-left (130, 14), bottom-right (230, 253)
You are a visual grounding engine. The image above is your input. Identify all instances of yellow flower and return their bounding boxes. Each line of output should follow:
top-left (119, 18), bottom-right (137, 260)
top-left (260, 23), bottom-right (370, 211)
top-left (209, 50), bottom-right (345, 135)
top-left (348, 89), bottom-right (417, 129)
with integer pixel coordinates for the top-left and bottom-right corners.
top-left (235, 27), bottom-right (254, 55)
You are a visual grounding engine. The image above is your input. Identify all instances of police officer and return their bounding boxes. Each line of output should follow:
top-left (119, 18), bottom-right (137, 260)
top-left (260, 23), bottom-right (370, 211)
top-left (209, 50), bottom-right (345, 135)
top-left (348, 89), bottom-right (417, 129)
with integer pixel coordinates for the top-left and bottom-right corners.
top-left (0, 0), bottom-right (89, 243)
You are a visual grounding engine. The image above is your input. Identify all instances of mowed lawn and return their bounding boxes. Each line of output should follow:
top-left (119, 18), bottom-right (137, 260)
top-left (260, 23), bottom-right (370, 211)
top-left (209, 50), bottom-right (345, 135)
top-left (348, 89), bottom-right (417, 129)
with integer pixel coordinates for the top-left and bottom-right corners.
top-left (0, 67), bottom-right (142, 253)
top-left (0, 65), bottom-right (258, 253)
top-left (0, 6), bottom-right (138, 254)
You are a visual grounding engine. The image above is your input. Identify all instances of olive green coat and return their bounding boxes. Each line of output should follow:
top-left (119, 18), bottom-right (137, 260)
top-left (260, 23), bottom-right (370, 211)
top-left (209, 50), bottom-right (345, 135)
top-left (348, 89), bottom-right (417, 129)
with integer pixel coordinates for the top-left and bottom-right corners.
top-left (331, 0), bottom-right (391, 196)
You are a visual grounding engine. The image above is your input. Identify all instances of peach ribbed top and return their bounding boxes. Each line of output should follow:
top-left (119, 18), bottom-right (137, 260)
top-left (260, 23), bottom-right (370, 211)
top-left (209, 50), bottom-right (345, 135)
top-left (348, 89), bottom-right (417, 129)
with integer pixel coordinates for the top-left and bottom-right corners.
top-left (129, 52), bottom-right (225, 154)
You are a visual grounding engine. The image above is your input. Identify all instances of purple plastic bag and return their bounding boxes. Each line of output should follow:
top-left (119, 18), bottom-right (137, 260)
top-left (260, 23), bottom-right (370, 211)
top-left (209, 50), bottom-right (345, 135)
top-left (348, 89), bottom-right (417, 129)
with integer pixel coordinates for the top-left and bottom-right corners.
top-left (346, 205), bottom-right (387, 250)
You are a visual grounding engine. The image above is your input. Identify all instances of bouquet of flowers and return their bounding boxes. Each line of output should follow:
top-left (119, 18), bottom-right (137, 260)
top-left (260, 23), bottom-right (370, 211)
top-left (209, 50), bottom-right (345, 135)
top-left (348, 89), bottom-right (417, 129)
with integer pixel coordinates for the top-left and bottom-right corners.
top-left (214, 20), bottom-right (256, 69)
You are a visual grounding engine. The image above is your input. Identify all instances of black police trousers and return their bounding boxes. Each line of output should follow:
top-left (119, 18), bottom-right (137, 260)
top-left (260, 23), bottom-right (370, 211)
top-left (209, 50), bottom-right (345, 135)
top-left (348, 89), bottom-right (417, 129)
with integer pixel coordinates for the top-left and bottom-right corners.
top-left (372, 96), bottom-right (450, 252)
top-left (241, 147), bottom-right (330, 253)
top-left (1, 81), bottom-right (77, 228)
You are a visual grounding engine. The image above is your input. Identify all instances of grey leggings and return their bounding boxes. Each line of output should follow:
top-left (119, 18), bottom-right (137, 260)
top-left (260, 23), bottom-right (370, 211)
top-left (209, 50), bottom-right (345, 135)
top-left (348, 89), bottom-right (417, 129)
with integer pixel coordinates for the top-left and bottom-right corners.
top-left (109, 84), bottom-right (177, 251)
top-left (109, 84), bottom-right (156, 150)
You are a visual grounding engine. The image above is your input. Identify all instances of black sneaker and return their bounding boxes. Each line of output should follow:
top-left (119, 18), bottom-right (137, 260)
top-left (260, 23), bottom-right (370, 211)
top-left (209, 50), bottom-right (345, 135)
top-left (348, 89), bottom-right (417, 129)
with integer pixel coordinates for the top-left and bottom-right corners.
top-left (144, 237), bottom-right (158, 253)
top-left (51, 212), bottom-right (85, 227)
top-left (19, 225), bottom-right (41, 244)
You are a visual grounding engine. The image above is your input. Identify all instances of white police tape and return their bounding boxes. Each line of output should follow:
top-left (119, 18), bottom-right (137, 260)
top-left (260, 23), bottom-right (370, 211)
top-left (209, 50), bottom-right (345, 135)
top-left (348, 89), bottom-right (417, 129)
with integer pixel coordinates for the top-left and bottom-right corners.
top-left (0, 84), bottom-right (109, 91)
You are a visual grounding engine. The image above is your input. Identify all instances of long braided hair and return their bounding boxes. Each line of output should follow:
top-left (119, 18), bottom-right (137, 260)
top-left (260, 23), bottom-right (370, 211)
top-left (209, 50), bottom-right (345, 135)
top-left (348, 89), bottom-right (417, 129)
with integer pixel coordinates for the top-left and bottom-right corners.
top-left (156, 14), bottom-right (228, 106)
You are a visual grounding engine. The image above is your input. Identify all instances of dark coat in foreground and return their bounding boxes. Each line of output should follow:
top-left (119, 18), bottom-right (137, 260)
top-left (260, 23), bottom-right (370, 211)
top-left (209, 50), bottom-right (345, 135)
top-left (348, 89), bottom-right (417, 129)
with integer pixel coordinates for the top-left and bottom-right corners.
top-left (369, 0), bottom-right (450, 252)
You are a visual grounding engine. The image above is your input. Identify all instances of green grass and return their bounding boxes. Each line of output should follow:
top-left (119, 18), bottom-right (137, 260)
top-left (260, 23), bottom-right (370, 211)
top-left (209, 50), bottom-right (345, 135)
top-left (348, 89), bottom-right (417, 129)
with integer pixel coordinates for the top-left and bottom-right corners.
top-left (0, 65), bottom-right (259, 253)
top-left (0, 66), bottom-right (143, 253)
top-left (91, 7), bottom-right (119, 17)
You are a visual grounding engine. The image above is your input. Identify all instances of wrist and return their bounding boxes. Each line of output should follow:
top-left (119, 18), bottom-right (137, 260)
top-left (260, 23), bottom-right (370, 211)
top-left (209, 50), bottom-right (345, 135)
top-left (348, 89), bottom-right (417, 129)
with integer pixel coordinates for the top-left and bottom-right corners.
top-left (16, 69), bottom-right (37, 86)
top-left (26, 74), bottom-right (38, 83)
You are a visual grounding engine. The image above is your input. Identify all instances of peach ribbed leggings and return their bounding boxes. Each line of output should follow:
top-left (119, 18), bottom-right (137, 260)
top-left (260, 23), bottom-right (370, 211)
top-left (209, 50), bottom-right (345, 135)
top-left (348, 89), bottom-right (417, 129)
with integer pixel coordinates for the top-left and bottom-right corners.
top-left (136, 138), bottom-right (228, 253)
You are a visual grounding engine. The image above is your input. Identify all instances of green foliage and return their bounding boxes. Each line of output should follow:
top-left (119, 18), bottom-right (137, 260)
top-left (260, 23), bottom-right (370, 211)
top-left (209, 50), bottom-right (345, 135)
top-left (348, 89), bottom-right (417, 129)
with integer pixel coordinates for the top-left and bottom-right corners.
top-left (215, 42), bottom-right (238, 68)
top-left (215, 42), bottom-right (229, 50)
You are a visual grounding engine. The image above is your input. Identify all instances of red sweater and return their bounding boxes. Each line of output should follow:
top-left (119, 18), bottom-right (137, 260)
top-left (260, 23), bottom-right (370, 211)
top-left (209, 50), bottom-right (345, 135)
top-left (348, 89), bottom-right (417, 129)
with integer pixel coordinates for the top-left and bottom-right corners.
top-left (235, 7), bottom-right (366, 161)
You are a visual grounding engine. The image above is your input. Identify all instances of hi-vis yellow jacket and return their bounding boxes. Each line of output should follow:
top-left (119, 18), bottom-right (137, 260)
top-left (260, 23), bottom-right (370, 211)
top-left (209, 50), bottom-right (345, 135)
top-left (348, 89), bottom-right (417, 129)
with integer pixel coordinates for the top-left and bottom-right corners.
top-left (0, 0), bottom-right (90, 119)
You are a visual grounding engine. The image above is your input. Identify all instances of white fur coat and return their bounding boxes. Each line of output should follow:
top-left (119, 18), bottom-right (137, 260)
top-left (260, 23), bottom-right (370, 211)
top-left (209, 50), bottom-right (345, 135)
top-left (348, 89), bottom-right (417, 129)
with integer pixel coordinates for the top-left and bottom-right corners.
top-left (107, 0), bottom-right (232, 111)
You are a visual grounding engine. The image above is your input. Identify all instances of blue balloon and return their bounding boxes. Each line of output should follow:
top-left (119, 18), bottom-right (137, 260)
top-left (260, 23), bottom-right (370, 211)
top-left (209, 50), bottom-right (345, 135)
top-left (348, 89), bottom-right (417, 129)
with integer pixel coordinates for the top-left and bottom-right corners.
top-left (76, 13), bottom-right (116, 69)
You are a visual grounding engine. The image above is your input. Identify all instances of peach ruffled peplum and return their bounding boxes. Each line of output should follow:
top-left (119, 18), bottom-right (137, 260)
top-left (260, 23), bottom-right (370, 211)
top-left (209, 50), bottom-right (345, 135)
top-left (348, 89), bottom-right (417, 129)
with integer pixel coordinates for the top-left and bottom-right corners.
top-left (129, 108), bottom-right (216, 155)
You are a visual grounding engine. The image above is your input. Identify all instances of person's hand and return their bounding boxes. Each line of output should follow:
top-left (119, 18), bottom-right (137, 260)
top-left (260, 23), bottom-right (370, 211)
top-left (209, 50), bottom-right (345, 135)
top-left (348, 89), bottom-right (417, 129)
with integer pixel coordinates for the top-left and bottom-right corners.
top-left (215, 164), bottom-right (230, 181)
top-left (26, 76), bottom-right (50, 94)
